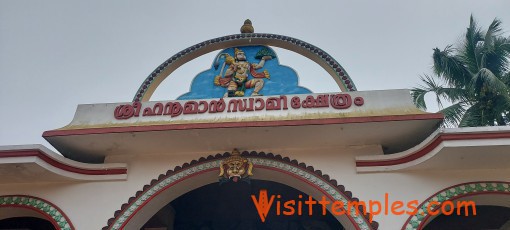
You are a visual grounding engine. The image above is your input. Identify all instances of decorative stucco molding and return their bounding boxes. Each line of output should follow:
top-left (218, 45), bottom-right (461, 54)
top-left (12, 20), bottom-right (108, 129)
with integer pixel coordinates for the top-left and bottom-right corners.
top-left (0, 145), bottom-right (127, 181)
top-left (356, 127), bottom-right (510, 172)
top-left (402, 181), bottom-right (510, 230)
top-left (0, 195), bottom-right (75, 230)
top-left (103, 151), bottom-right (379, 230)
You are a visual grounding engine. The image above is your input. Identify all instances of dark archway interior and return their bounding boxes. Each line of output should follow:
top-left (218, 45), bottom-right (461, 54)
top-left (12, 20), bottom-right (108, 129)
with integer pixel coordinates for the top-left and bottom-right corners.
top-left (142, 180), bottom-right (345, 230)
top-left (0, 216), bottom-right (56, 230)
top-left (424, 205), bottom-right (510, 230)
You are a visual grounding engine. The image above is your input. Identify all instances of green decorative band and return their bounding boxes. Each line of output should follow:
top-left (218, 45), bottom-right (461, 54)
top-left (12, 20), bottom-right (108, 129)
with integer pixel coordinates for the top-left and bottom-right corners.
top-left (0, 195), bottom-right (74, 230)
top-left (105, 152), bottom-right (377, 230)
top-left (403, 182), bottom-right (510, 230)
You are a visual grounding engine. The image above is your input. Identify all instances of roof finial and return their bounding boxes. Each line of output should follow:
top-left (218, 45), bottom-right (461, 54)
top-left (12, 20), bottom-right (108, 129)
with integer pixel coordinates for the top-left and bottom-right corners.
top-left (231, 148), bottom-right (240, 156)
top-left (240, 19), bottom-right (254, 33)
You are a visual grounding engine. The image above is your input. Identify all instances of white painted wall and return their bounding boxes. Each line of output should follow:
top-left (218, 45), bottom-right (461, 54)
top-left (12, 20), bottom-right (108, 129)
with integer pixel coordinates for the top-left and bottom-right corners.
top-left (0, 144), bottom-right (508, 229)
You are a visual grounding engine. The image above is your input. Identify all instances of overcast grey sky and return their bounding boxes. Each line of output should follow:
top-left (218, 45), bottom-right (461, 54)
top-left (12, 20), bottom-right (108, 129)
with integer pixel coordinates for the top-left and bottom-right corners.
top-left (1, 0), bottom-right (510, 150)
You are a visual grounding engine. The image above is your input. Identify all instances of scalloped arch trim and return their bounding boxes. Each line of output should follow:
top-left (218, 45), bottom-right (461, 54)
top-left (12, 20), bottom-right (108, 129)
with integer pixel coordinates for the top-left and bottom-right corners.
top-left (103, 151), bottom-right (378, 230)
top-left (402, 181), bottom-right (510, 230)
top-left (0, 195), bottom-right (74, 230)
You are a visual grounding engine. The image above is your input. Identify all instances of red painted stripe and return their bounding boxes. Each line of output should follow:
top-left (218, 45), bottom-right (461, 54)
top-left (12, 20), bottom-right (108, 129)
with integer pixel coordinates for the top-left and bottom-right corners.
top-left (356, 132), bottom-right (510, 167)
top-left (43, 113), bottom-right (443, 137)
top-left (0, 150), bottom-right (127, 175)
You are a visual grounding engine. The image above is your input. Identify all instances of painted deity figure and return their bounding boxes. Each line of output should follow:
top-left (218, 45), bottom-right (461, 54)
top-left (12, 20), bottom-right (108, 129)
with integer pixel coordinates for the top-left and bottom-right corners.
top-left (214, 48), bottom-right (272, 97)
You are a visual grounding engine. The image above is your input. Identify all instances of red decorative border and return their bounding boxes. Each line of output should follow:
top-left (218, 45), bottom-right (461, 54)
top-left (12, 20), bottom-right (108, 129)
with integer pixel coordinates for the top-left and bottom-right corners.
top-left (0, 149), bottom-right (127, 175)
top-left (103, 151), bottom-right (380, 230)
top-left (400, 181), bottom-right (510, 230)
top-left (0, 195), bottom-right (75, 230)
top-left (44, 113), bottom-right (443, 137)
top-left (356, 132), bottom-right (510, 168)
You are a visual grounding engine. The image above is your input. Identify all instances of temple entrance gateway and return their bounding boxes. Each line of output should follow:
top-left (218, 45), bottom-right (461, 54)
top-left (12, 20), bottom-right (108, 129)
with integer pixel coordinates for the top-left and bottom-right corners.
top-left (423, 205), bottom-right (510, 230)
top-left (4, 19), bottom-right (509, 230)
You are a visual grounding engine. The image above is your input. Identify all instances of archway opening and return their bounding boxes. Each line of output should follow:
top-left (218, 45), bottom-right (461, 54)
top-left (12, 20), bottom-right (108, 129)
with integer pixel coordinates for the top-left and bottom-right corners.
top-left (414, 192), bottom-right (510, 230)
top-left (0, 216), bottom-right (56, 230)
top-left (141, 180), bottom-right (345, 230)
top-left (423, 205), bottom-right (510, 230)
top-left (0, 196), bottom-right (74, 230)
top-left (0, 206), bottom-right (58, 230)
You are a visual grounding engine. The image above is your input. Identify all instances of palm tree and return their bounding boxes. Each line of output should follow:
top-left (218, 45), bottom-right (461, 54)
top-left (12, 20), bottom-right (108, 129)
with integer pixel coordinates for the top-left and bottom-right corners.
top-left (412, 16), bottom-right (510, 127)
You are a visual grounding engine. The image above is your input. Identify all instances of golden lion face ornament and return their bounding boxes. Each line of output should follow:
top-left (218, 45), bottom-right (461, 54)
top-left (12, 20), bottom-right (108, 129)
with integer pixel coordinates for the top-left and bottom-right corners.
top-left (219, 149), bottom-right (253, 183)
